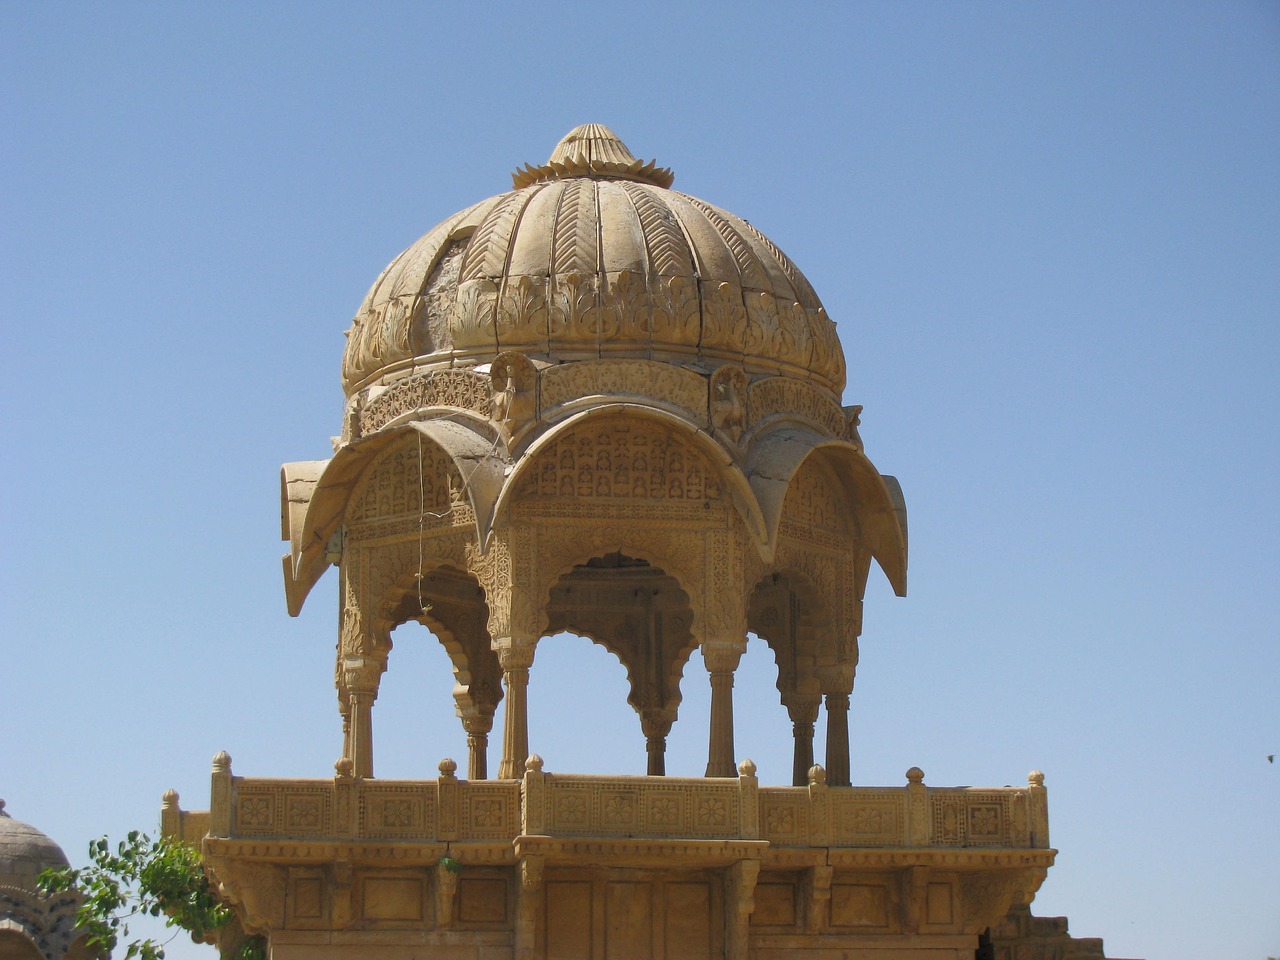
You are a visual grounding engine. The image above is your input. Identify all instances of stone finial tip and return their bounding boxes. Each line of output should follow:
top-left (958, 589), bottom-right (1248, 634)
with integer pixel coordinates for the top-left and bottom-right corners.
top-left (512, 124), bottom-right (674, 190)
top-left (334, 757), bottom-right (354, 779)
top-left (212, 751), bottom-right (232, 771)
top-left (738, 758), bottom-right (757, 778)
top-left (1028, 770), bottom-right (1045, 787)
top-left (438, 758), bottom-right (458, 777)
top-left (525, 754), bottom-right (544, 773)
top-left (808, 764), bottom-right (827, 786)
top-left (906, 766), bottom-right (925, 784)
top-left (162, 789), bottom-right (179, 807)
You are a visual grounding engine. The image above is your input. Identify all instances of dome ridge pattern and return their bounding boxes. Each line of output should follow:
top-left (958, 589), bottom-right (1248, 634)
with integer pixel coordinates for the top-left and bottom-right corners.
top-left (341, 125), bottom-right (846, 397)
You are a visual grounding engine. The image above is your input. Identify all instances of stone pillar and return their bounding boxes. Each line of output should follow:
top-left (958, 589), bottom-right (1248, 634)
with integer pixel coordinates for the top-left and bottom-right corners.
top-left (704, 645), bottom-right (742, 778)
top-left (497, 643), bottom-right (535, 780)
top-left (824, 692), bottom-right (851, 787)
top-left (641, 709), bottom-right (674, 776)
top-left (786, 697), bottom-right (821, 787)
top-left (462, 715), bottom-right (492, 781)
top-left (342, 657), bottom-right (385, 779)
top-left (646, 735), bottom-right (666, 775)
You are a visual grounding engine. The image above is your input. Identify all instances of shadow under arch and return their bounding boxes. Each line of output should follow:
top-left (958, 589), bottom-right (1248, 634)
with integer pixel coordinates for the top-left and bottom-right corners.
top-left (541, 552), bottom-right (697, 775)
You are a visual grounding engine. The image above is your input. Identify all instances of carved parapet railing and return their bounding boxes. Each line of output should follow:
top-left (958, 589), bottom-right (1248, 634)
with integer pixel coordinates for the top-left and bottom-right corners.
top-left (161, 789), bottom-right (210, 845)
top-left (184, 754), bottom-right (1049, 853)
top-left (520, 754), bottom-right (759, 839)
top-left (758, 766), bottom-right (1048, 850)
top-left (200, 755), bottom-right (521, 844)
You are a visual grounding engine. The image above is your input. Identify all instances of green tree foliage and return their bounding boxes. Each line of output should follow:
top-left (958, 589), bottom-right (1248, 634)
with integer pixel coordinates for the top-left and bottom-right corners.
top-left (38, 832), bottom-right (263, 960)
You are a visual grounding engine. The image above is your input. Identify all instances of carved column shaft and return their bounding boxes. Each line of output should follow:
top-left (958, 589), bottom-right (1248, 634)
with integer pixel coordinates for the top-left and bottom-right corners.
top-left (342, 656), bottom-right (385, 779)
top-left (348, 692), bottom-right (374, 778)
top-left (704, 646), bottom-right (742, 778)
top-left (466, 728), bottom-right (490, 781)
top-left (646, 735), bottom-right (666, 776)
top-left (497, 644), bottom-right (534, 780)
top-left (641, 710), bottom-right (674, 777)
top-left (792, 719), bottom-right (816, 787)
top-left (824, 692), bottom-right (851, 787)
top-left (786, 697), bottom-right (821, 787)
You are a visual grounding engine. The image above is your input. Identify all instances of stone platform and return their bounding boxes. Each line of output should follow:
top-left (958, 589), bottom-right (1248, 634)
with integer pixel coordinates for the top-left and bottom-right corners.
top-left (164, 754), bottom-right (1058, 960)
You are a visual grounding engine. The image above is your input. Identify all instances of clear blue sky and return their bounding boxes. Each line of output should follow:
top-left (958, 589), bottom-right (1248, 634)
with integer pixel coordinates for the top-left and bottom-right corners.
top-left (4, 4), bottom-right (1277, 959)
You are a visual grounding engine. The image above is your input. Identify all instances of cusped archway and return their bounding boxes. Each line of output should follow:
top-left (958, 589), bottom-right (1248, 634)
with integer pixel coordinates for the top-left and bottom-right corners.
top-left (543, 552), bottom-right (696, 775)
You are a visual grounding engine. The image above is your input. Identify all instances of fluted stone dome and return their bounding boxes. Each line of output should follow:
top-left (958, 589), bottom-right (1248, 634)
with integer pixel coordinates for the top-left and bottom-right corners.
top-left (0, 801), bottom-right (69, 893)
top-left (342, 124), bottom-right (845, 396)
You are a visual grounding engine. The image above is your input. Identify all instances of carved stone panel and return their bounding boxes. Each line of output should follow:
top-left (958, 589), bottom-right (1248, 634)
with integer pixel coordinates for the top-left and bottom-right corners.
top-left (515, 420), bottom-right (724, 504)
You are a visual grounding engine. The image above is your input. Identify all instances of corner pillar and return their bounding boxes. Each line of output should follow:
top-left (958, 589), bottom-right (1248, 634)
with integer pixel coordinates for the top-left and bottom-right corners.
top-left (342, 656), bottom-right (385, 779)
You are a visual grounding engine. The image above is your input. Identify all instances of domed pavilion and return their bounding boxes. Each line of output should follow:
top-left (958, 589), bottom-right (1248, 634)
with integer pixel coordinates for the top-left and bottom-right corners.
top-left (164, 125), bottom-right (1119, 960)
top-left (284, 122), bottom-right (907, 788)
top-left (0, 802), bottom-right (90, 960)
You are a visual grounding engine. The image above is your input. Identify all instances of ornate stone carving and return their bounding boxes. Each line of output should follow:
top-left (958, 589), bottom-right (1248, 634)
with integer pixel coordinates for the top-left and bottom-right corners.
top-left (748, 375), bottom-right (847, 437)
top-left (348, 438), bottom-right (458, 524)
top-left (358, 369), bottom-right (492, 436)
top-left (489, 352), bottom-right (537, 434)
top-left (497, 275), bottom-right (548, 349)
top-left (539, 358), bottom-right (708, 421)
top-left (449, 278), bottom-right (498, 348)
top-left (516, 420), bottom-right (724, 504)
top-left (711, 365), bottom-right (748, 444)
top-left (465, 535), bottom-right (512, 639)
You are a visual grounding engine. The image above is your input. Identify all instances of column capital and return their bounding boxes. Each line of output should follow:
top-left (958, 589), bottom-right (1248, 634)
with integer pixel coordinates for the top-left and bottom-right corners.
top-left (341, 656), bottom-right (385, 694)
top-left (702, 643), bottom-right (744, 673)
top-left (495, 640), bottom-right (536, 670)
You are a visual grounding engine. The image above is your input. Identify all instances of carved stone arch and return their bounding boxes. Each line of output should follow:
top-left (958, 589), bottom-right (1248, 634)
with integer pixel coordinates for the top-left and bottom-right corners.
top-left (529, 523), bottom-right (707, 651)
top-left (489, 404), bottom-right (767, 545)
top-left (282, 418), bottom-right (509, 615)
top-left (346, 421), bottom-right (506, 533)
top-left (382, 561), bottom-right (502, 714)
top-left (543, 551), bottom-right (698, 775)
top-left (771, 541), bottom-right (856, 685)
top-left (746, 566), bottom-right (831, 703)
top-left (546, 554), bottom-right (696, 707)
top-left (745, 424), bottom-right (907, 594)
